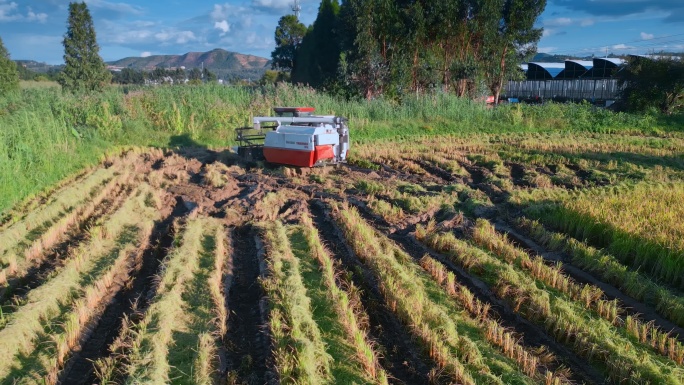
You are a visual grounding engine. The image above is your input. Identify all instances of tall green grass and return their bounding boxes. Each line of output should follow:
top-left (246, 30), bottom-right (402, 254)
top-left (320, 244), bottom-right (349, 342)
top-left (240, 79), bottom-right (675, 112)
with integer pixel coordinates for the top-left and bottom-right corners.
top-left (0, 84), bottom-right (677, 214)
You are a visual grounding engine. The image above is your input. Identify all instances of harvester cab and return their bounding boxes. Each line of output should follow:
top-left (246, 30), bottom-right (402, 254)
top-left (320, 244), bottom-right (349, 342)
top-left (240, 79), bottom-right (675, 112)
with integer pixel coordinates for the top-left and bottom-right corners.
top-left (235, 107), bottom-right (349, 167)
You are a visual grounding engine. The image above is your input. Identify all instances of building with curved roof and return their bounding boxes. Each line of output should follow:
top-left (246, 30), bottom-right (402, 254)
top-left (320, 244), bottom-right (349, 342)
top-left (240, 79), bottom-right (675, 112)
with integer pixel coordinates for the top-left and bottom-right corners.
top-left (582, 58), bottom-right (625, 78)
top-left (526, 62), bottom-right (565, 80)
top-left (556, 60), bottom-right (593, 79)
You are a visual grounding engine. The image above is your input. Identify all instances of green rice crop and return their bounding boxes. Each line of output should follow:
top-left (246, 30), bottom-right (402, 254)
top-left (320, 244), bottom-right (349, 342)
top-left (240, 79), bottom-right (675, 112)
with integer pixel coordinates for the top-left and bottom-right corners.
top-left (526, 182), bottom-right (684, 289)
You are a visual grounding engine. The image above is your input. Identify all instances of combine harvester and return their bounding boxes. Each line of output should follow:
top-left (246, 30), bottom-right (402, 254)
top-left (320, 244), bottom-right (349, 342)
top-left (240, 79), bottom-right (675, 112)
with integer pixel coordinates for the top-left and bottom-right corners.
top-left (235, 107), bottom-right (349, 167)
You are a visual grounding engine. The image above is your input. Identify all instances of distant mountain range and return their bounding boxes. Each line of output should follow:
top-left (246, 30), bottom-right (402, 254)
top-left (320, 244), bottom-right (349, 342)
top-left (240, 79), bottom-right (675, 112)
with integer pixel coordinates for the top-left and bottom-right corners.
top-left (107, 48), bottom-right (271, 80)
top-left (16, 48), bottom-right (271, 80)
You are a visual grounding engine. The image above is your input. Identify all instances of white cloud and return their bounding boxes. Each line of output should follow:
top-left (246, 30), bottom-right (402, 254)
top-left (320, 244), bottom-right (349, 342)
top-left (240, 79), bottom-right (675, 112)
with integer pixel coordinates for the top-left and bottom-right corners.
top-left (214, 20), bottom-right (230, 35)
top-left (107, 29), bottom-right (153, 44)
top-left (542, 28), bottom-right (555, 37)
top-left (580, 19), bottom-right (595, 26)
top-left (242, 16), bottom-right (253, 28)
top-left (84, 0), bottom-right (142, 15)
top-left (141, 51), bottom-right (152, 57)
top-left (26, 7), bottom-right (47, 23)
top-left (611, 44), bottom-right (632, 50)
top-left (0, 1), bottom-right (19, 21)
top-left (0, 1), bottom-right (47, 23)
top-left (537, 46), bottom-right (558, 53)
top-left (154, 30), bottom-right (196, 44)
top-left (545, 17), bottom-right (573, 26)
top-left (640, 32), bottom-right (654, 40)
top-left (211, 4), bottom-right (228, 20)
top-left (251, 0), bottom-right (292, 11)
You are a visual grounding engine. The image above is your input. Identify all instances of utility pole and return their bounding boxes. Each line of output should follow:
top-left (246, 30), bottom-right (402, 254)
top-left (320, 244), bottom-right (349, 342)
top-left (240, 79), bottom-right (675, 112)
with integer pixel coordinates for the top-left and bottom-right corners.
top-left (292, 0), bottom-right (301, 19)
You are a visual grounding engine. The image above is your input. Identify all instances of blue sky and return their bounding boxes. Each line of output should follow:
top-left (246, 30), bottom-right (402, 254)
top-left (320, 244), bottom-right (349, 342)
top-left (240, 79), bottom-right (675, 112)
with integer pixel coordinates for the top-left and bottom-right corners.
top-left (1, 0), bottom-right (683, 64)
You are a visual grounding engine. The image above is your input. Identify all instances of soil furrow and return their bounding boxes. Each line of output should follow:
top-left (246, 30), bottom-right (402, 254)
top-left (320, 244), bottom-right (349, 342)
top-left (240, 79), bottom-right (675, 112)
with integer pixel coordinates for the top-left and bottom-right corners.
top-left (411, 158), bottom-right (458, 183)
top-left (0, 183), bottom-right (132, 307)
top-left (59, 196), bottom-right (188, 385)
top-left (222, 225), bottom-right (273, 385)
top-left (399, 229), bottom-right (603, 383)
top-left (309, 200), bottom-right (442, 385)
top-left (495, 220), bottom-right (684, 342)
top-left (340, 196), bottom-right (602, 384)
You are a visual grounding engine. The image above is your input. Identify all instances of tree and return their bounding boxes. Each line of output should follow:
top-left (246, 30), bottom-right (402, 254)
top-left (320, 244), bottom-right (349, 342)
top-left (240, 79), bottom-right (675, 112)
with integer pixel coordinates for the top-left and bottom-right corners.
top-left (292, 0), bottom-right (342, 88)
top-left (271, 15), bottom-right (307, 72)
top-left (189, 68), bottom-right (202, 82)
top-left (618, 56), bottom-right (684, 115)
top-left (482, 0), bottom-right (545, 104)
top-left (112, 68), bottom-right (144, 85)
top-left (202, 67), bottom-right (217, 82)
top-left (0, 36), bottom-right (19, 93)
top-left (59, 2), bottom-right (111, 93)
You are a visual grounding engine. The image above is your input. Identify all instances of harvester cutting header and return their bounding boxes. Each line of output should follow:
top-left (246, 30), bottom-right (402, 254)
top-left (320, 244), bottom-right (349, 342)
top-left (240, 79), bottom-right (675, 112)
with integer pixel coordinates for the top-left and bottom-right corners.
top-left (235, 107), bottom-right (350, 167)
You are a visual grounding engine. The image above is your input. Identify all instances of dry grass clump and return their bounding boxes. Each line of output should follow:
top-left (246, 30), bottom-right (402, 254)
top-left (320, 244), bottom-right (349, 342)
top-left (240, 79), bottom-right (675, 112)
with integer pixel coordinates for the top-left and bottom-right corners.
top-left (261, 220), bottom-right (332, 385)
top-left (415, 224), bottom-right (684, 383)
top-left (300, 213), bottom-right (389, 384)
top-left (203, 162), bottom-right (233, 188)
top-left (334, 202), bottom-right (538, 385)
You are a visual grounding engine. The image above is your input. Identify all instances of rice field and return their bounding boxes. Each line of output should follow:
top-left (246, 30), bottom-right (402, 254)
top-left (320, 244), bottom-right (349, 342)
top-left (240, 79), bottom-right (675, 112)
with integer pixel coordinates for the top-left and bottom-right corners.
top-left (1, 126), bottom-right (684, 384)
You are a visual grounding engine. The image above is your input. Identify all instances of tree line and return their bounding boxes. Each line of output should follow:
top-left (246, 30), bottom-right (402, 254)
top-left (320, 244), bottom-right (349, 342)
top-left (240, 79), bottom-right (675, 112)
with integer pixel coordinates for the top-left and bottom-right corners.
top-left (0, 1), bottom-right (681, 114)
top-left (272, 0), bottom-right (546, 102)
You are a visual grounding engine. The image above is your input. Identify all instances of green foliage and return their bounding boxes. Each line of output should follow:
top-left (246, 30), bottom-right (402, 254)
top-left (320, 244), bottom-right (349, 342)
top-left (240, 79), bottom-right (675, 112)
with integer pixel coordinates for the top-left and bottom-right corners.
top-left (482, 0), bottom-right (545, 102)
top-left (292, 0), bottom-right (342, 88)
top-left (59, 2), bottom-right (112, 93)
top-left (325, 0), bottom-right (545, 99)
top-left (0, 36), bottom-right (19, 94)
top-left (259, 70), bottom-right (290, 85)
top-left (618, 55), bottom-right (684, 114)
top-left (271, 15), bottom-right (307, 72)
top-left (0, 84), bottom-right (681, 215)
top-left (112, 68), bottom-right (145, 85)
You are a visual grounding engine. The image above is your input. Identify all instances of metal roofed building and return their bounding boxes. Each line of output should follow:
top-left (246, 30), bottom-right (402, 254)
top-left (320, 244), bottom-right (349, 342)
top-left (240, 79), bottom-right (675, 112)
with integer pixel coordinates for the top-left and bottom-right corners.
top-left (556, 60), bottom-right (593, 79)
top-left (526, 62), bottom-right (565, 80)
top-left (582, 58), bottom-right (625, 78)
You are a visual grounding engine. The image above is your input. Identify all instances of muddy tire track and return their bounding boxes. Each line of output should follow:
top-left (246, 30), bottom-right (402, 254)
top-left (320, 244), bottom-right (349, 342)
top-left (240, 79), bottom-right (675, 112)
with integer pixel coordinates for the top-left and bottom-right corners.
top-left (222, 225), bottom-right (275, 385)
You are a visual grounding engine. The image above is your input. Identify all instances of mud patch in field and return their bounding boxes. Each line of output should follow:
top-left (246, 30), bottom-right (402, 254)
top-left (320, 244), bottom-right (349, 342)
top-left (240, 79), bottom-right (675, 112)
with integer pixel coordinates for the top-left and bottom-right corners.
top-left (222, 225), bottom-right (274, 385)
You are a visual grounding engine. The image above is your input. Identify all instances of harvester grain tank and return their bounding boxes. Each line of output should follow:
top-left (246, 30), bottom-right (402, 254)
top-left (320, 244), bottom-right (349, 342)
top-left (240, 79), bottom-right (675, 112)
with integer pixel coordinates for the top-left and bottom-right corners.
top-left (235, 107), bottom-right (349, 167)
